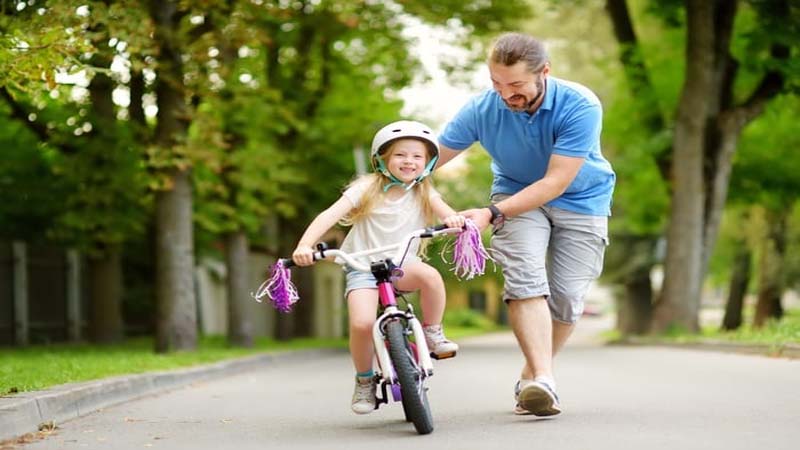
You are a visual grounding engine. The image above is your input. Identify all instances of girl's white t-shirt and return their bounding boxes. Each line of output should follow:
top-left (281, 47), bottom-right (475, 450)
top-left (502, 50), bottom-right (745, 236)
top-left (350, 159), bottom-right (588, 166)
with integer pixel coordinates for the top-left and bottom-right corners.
top-left (339, 178), bottom-right (440, 268)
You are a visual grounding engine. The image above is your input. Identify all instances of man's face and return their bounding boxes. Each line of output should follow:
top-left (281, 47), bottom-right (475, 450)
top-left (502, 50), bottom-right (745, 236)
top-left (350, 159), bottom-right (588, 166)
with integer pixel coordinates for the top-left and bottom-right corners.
top-left (489, 61), bottom-right (549, 112)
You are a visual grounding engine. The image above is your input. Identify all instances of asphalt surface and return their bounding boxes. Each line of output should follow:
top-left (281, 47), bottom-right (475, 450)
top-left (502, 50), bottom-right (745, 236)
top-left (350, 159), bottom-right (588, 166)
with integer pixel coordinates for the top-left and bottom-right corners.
top-left (3, 316), bottom-right (799, 450)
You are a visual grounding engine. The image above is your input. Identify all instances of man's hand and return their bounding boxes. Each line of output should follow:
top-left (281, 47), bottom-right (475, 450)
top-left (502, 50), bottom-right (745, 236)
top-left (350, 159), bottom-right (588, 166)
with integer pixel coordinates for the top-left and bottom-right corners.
top-left (460, 207), bottom-right (493, 231)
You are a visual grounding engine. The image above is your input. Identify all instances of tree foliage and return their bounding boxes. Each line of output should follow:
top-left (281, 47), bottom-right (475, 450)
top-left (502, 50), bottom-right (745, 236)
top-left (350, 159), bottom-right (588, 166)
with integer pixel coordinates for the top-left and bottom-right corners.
top-left (1, 0), bottom-right (531, 346)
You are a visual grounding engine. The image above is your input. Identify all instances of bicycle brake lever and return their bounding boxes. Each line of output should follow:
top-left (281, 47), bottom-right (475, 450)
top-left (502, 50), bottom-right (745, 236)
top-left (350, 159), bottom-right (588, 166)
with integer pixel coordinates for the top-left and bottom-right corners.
top-left (315, 242), bottom-right (328, 258)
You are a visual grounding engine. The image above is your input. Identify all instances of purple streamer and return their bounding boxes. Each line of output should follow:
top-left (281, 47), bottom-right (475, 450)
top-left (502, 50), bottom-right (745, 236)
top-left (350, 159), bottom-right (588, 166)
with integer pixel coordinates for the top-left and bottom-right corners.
top-left (252, 260), bottom-right (299, 313)
top-left (452, 219), bottom-right (490, 280)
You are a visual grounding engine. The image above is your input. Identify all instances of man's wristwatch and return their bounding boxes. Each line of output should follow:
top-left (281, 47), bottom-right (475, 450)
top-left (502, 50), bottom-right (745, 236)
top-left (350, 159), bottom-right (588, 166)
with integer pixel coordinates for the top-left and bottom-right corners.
top-left (486, 204), bottom-right (505, 227)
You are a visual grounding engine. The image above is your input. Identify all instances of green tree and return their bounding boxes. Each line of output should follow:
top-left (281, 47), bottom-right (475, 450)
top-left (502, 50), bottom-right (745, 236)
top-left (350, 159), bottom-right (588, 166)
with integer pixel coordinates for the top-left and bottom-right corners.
top-left (605, 0), bottom-right (800, 333)
top-left (1, 1), bottom-right (149, 343)
top-left (728, 94), bottom-right (800, 327)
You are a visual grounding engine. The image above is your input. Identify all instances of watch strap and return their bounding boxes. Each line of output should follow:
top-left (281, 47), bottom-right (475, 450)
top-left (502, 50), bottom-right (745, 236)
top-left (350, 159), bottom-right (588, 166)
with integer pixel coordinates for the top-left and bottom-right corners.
top-left (487, 204), bottom-right (503, 225)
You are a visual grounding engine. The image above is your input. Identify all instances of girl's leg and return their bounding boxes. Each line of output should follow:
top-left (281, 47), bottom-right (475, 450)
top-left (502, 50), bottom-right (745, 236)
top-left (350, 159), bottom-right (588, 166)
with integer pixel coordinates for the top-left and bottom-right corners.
top-left (346, 288), bottom-right (380, 373)
top-left (393, 261), bottom-right (446, 325)
top-left (395, 261), bottom-right (458, 358)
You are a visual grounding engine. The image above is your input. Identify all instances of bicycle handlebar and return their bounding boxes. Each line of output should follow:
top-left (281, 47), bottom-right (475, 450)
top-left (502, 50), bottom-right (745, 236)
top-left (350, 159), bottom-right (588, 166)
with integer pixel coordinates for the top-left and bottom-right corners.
top-left (280, 224), bottom-right (462, 272)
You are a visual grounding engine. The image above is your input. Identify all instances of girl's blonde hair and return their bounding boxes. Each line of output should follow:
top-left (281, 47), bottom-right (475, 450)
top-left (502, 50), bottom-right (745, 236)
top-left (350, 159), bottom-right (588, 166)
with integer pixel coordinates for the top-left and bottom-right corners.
top-left (340, 138), bottom-right (437, 239)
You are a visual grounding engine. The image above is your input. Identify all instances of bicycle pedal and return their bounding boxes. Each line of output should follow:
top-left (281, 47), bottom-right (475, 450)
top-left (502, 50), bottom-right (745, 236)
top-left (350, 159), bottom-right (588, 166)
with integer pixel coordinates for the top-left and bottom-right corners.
top-left (429, 351), bottom-right (456, 360)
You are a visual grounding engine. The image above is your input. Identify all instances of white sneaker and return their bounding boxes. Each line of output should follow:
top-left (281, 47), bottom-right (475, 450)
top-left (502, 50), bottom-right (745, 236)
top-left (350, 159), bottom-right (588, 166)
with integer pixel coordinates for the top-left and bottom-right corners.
top-left (351, 376), bottom-right (376, 415)
top-left (423, 325), bottom-right (459, 359)
top-left (514, 379), bottom-right (561, 417)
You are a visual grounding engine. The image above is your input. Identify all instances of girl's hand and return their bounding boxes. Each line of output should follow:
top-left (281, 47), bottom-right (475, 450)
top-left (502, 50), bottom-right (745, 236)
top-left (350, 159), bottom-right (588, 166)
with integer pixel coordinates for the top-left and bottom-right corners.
top-left (443, 214), bottom-right (466, 229)
top-left (292, 245), bottom-right (316, 266)
top-left (460, 208), bottom-right (492, 231)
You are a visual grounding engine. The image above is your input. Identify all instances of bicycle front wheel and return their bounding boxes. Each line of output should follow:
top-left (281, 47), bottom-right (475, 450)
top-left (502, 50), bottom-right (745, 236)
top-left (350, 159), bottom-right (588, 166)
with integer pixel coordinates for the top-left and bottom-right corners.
top-left (385, 319), bottom-right (433, 435)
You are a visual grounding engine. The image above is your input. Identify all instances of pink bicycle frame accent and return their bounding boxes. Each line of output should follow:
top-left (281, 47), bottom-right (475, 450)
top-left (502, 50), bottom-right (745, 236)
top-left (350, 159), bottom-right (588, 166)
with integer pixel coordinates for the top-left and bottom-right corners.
top-left (377, 281), bottom-right (396, 308)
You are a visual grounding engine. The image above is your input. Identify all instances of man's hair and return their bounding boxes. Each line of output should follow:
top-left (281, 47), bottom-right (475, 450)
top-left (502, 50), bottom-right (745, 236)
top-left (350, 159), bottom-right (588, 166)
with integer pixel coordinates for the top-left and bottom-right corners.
top-left (489, 33), bottom-right (548, 74)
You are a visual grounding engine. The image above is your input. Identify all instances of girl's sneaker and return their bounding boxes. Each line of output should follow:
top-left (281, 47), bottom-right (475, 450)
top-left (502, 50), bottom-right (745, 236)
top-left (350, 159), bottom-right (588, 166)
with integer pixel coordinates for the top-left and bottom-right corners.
top-left (423, 325), bottom-right (459, 359)
top-left (351, 376), bottom-right (377, 414)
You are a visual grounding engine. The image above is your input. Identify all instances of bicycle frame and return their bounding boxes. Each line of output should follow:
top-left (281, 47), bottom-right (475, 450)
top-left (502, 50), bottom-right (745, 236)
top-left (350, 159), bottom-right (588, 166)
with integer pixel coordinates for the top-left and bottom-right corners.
top-left (294, 225), bottom-right (461, 390)
top-left (258, 224), bottom-right (472, 434)
top-left (370, 261), bottom-right (433, 389)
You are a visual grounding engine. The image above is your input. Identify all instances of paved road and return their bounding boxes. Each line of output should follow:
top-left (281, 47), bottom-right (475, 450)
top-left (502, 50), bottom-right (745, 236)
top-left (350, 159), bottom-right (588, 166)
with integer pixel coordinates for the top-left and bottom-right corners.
top-left (20, 317), bottom-right (800, 450)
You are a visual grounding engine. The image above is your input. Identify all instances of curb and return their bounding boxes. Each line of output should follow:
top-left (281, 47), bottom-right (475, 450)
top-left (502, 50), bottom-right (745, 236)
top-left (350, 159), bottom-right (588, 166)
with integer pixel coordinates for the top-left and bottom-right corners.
top-left (0, 348), bottom-right (342, 443)
top-left (610, 338), bottom-right (800, 359)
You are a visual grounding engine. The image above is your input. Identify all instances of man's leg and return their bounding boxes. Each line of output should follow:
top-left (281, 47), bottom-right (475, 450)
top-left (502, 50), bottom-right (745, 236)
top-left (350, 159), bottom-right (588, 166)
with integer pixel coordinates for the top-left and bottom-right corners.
top-left (487, 197), bottom-right (557, 415)
top-left (514, 206), bottom-right (608, 414)
top-left (509, 297), bottom-right (553, 381)
top-left (519, 318), bottom-right (574, 380)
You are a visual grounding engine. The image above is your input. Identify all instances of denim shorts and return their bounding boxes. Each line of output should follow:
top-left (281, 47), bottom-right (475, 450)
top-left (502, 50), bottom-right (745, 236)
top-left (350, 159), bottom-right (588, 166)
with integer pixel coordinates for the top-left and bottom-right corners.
top-left (344, 269), bottom-right (380, 298)
top-left (490, 195), bottom-right (609, 324)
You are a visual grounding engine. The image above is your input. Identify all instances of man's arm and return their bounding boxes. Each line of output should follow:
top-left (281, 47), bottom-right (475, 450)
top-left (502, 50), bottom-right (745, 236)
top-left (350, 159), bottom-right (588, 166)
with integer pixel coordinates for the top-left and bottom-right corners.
top-left (461, 154), bottom-right (585, 229)
top-left (434, 143), bottom-right (463, 169)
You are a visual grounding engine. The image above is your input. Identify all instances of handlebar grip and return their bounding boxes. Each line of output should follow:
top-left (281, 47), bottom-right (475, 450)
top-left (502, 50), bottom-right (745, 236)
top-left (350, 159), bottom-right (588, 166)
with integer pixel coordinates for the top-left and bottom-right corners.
top-left (430, 224), bottom-right (449, 231)
top-left (279, 257), bottom-right (296, 268)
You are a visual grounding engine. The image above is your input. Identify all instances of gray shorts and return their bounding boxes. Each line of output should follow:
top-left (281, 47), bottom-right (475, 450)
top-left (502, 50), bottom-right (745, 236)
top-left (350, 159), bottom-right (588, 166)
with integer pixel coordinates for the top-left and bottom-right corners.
top-left (490, 195), bottom-right (609, 324)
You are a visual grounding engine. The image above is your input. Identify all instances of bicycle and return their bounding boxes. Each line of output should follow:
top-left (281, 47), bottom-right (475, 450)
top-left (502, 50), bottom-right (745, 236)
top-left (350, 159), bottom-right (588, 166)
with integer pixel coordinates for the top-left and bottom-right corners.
top-left (258, 224), bottom-right (475, 435)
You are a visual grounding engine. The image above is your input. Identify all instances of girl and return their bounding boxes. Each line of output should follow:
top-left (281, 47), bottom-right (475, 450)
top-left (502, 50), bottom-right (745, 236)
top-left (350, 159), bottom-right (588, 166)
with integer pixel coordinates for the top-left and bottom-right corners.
top-left (291, 120), bottom-right (465, 415)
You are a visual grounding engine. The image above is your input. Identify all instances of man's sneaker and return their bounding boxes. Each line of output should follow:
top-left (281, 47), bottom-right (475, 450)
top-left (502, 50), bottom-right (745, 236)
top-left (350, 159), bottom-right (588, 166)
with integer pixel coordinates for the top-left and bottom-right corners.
top-left (513, 380), bottom-right (534, 415)
top-left (351, 376), bottom-right (376, 415)
top-left (514, 379), bottom-right (561, 417)
top-left (423, 325), bottom-right (459, 359)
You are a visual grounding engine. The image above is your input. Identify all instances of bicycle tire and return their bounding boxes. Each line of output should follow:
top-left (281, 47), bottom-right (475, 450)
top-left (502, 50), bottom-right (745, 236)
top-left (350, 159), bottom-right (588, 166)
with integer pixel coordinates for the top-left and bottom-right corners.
top-left (385, 319), bottom-right (433, 434)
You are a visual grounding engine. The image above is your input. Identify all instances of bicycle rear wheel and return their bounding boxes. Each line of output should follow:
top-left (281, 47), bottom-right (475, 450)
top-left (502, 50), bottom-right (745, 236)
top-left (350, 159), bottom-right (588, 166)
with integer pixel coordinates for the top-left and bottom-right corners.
top-left (385, 319), bottom-right (433, 435)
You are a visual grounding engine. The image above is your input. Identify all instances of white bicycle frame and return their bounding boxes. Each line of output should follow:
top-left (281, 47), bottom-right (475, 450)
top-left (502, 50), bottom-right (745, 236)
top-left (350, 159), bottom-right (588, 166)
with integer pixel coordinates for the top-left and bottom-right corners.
top-left (307, 226), bottom-right (461, 386)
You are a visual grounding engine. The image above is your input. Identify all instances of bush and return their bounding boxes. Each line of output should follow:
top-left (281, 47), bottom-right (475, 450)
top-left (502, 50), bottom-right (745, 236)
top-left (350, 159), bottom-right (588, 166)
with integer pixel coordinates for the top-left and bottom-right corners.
top-left (444, 308), bottom-right (495, 329)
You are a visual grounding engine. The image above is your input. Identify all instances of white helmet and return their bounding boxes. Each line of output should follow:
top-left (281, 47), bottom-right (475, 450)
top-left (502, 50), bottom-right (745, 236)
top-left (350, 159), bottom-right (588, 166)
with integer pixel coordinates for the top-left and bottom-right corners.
top-left (370, 120), bottom-right (439, 190)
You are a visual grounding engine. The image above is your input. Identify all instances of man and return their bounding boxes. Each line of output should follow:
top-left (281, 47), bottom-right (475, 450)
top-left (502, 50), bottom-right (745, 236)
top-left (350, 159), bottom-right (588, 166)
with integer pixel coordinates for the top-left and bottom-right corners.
top-left (436, 32), bottom-right (615, 417)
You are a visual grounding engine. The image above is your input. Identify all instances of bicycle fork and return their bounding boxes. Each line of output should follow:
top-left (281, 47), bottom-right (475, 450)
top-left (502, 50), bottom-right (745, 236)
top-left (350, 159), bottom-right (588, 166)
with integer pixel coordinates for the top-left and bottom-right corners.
top-left (373, 306), bottom-right (434, 380)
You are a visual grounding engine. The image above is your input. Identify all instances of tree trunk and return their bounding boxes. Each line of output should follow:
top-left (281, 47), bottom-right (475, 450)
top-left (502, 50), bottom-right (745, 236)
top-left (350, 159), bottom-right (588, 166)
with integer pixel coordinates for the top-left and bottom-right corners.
top-left (226, 230), bottom-right (254, 347)
top-left (88, 248), bottom-right (124, 343)
top-left (151, 0), bottom-right (197, 352)
top-left (608, 234), bottom-right (657, 336)
top-left (701, 118), bottom-right (740, 277)
top-left (651, 0), bottom-right (715, 334)
top-left (699, 0), bottom-right (787, 298)
top-left (154, 169), bottom-right (197, 351)
top-left (85, 50), bottom-right (125, 344)
top-left (617, 266), bottom-right (653, 336)
top-left (753, 209), bottom-right (788, 328)
top-left (721, 241), bottom-right (750, 331)
top-left (605, 0), bottom-right (671, 178)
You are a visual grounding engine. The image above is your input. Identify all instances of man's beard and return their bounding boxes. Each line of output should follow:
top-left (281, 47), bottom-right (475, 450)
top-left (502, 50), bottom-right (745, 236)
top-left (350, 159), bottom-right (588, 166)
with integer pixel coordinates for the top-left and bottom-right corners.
top-left (504, 77), bottom-right (544, 112)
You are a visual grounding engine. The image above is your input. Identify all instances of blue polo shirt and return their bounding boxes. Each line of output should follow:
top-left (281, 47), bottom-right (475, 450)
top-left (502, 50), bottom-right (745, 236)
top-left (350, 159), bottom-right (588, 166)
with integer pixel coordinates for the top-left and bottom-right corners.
top-left (439, 77), bottom-right (615, 216)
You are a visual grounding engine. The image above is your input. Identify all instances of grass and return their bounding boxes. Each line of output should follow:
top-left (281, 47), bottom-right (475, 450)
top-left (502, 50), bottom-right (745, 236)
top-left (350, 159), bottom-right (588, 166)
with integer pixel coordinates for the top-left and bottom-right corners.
top-left (696, 308), bottom-right (800, 345)
top-left (0, 335), bottom-right (348, 395)
top-left (0, 314), bottom-right (500, 396)
top-left (605, 308), bottom-right (800, 347)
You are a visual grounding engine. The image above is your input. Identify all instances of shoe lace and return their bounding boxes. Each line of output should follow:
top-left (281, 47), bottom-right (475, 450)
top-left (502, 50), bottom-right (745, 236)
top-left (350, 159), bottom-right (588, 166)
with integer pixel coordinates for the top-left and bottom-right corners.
top-left (425, 328), bottom-right (447, 345)
top-left (354, 381), bottom-right (374, 402)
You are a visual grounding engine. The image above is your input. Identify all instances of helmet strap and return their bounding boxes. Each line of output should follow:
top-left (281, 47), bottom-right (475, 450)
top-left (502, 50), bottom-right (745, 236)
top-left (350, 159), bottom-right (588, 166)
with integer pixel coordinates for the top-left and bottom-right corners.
top-left (406, 156), bottom-right (438, 190)
top-left (376, 155), bottom-right (439, 192)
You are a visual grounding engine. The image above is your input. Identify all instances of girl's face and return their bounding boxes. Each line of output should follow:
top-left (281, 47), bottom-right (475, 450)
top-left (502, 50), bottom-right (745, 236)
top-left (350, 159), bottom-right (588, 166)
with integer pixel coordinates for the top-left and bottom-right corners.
top-left (384, 139), bottom-right (429, 184)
